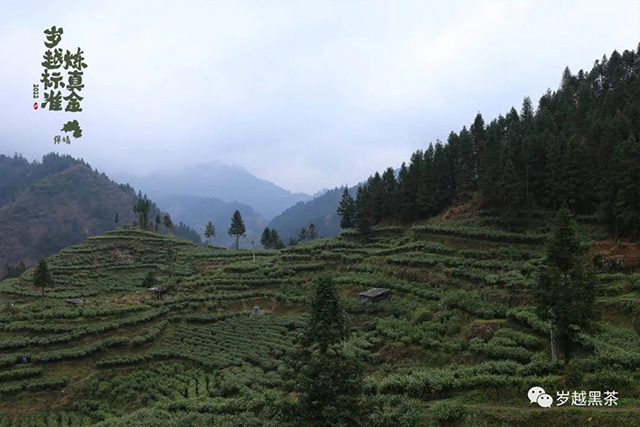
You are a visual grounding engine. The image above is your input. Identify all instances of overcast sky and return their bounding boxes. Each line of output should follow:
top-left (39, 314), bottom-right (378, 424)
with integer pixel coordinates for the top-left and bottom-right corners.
top-left (0, 1), bottom-right (638, 194)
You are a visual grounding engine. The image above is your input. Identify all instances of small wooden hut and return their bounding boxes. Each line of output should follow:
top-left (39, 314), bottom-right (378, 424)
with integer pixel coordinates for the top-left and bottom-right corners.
top-left (358, 288), bottom-right (391, 303)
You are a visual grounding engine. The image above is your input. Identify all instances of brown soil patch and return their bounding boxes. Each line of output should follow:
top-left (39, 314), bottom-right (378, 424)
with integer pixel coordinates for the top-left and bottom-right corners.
top-left (464, 319), bottom-right (506, 340)
top-left (378, 342), bottom-right (425, 364)
top-left (435, 192), bottom-right (482, 223)
top-left (588, 240), bottom-right (640, 270)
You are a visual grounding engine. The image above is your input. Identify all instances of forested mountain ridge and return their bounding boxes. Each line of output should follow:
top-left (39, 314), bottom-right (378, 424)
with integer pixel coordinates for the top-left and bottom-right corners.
top-left (268, 185), bottom-right (358, 242)
top-left (351, 46), bottom-right (640, 240)
top-left (0, 153), bottom-right (201, 277)
top-left (0, 153), bottom-right (89, 206)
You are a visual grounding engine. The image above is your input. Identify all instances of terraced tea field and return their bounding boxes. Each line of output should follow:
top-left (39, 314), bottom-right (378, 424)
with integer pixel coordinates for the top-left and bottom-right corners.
top-left (0, 222), bottom-right (639, 426)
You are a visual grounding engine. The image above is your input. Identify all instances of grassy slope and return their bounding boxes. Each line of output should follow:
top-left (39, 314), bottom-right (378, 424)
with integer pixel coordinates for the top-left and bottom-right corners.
top-left (0, 216), bottom-right (638, 426)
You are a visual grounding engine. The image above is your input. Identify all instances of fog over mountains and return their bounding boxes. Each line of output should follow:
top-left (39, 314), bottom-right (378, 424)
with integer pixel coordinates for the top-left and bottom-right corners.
top-left (153, 194), bottom-right (267, 249)
top-left (118, 162), bottom-right (313, 221)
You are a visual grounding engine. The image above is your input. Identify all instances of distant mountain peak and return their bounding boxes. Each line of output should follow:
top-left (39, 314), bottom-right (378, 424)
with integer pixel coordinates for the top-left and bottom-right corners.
top-left (312, 188), bottom-right (330, 198)
top-left (117, 162), bottom-right (312, 220)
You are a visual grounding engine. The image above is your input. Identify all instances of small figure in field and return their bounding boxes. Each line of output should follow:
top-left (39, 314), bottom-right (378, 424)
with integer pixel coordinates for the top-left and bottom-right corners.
top-left (21, 353), bottom-right (28, 364)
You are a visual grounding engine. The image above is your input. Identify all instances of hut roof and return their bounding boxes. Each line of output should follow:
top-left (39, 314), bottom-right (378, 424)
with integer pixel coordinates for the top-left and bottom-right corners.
top-left (358, 288), bottom-right (391, 298)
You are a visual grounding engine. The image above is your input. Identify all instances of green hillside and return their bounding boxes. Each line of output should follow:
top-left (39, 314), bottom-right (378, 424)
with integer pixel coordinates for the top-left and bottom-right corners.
top-left (0, 153), bottom-right (202, 277)
top-left (0, 215), bottom-right (638, 426)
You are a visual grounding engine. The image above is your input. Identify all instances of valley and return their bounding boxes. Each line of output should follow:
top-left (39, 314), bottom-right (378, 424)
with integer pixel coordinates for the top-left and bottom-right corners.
top-left (0, 212), bottom-right (638, 426)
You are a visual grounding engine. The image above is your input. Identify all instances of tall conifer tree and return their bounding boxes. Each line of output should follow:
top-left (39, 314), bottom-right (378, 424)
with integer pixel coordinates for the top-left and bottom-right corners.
top-left (227, 210), bottom-right (246, 250)
top-left (536, 208), bottom-right (597, 362)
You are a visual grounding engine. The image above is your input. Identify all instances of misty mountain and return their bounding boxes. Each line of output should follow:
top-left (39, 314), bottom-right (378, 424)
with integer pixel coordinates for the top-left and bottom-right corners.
top-left (154, 194), bottom-right (268, 249)
top-left (268, 185), bottom-right (359, 243)
top-left (312, 188), bottom-right (330, 198)
top-left (118, 162), bottom-right (312, 220)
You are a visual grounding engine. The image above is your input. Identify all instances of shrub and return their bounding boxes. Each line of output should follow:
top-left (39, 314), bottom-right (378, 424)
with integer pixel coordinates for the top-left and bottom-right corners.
top-left (0, 378), bottom-right (66, 394)
top-left (583, 369), bottom-right (633, 391)
top-left (506, 307), bottom-right (549, 333)
top-left (429, 400), bottom-right (465, 422)
top-left (412, 224), bottom-right (548, 244)
top-left (440, 289), bottom-right (506, 319)
top-left (411, 307), bottom-right (433, 324)
top-left (0, 367), bottom-right (42, 381)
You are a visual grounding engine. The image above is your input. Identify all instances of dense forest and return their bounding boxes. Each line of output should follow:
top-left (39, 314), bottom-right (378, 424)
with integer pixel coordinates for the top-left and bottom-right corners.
top-left (350, 46), bottom-right (640, 240)
top-left (0, 153), bottom-right (93, 205)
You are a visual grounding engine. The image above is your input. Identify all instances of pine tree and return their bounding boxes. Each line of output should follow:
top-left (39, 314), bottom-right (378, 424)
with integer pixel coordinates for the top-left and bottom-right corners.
top-left (227, 210), bottom-right (246, 250)
top-left (133, 197), bottom-right (151, 230)
top-left (368, 172), bottom-right (385, 224)
top-left (299, 228), bottom-right (308, 243)
top-left (564, 136), bottom-right (585, 211)
top-left (269, 229), bottom-right (279, 248)
top-left (520, 97), bottom-right (535, 206)
top-left (155, 214), bottom-right (161, 232)
top-left (432, 141), bottom-right (451, 212)
top-left (270, 229), bottom-right (285, 249)
top-left (457, 127), bottom-right (475, 194)
top-left (163, 213), bottom-right (174, 231)
top-left (479, 119), bottom-right (505, 207)
top-left (286, 276), bottom-right (363, 426)
top-left (337, 187), bottom-right (355, 229)
top-left (353, 186), bottom-right (371, 238)
top-left (529, 111), bottom-right (553, 207)
top-left (446, 131), bottom-right (460, 201)
top-left (381, 167), bottom-right (398, 220)
top-left (470, 112), bottom-right (485, 184)
top-left (397, 162), bottom-right (411, 220)
top-left (261, 227), bottom-right (272, 249)
top-left (305, 276), bottom-right (347, 349)
top-left (114, 213), bottom-right (119, 226)
top-left (417, 145), bottom-right (435, 216)
top-left (498, 158), bottom-right (524, 219)
top-left (536, 208), bottom-right (597, 363)
top-left (403, 151), bottom-right (423, 220)
top-left (308, 223), bottom-right (318, 240)
top-left (33, 259), bottom-right (53, 297)
top-left (611, 135), bottom-right (640, 239)
top-left (504, 107), bottom-right (522, 168)
top-left (205, 221), bottom-right (216, 245)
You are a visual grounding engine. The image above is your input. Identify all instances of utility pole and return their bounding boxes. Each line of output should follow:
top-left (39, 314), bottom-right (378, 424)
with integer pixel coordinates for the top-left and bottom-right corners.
top-left (252, 240), bottom-right (256, 262)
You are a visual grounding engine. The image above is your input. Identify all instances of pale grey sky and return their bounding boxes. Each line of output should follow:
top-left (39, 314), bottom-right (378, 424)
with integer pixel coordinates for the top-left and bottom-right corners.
top-left (0, 0), bottom-right (638, 193)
